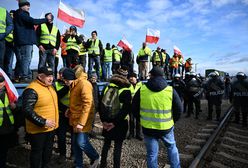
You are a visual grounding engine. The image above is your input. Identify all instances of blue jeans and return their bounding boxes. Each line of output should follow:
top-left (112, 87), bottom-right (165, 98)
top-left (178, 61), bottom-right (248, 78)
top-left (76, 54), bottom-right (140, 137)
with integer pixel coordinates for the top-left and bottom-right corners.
top-left (144, 127), bottom-right (180, 168)
top-left (102, 62), bottom-right (112, 80)
top-left (73, 132), bottom-right (99, 168)
top-left (88, 55), bottom-right (100, 79)
top-left (38, 49), bottom-right (55, 75)
top-left (4, 42), bottom-right (14, 79)
top-left (15, 45), bottom-right (33, 79)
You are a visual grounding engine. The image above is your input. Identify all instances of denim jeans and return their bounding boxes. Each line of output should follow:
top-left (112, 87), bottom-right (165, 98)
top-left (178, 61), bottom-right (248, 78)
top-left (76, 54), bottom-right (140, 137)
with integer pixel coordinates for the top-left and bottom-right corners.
top-left (15, 45), bottom-right (33, 79)
top-left (102, 62), bottom-right (112, 80)
top-left (38, 49), bottom-right (55, 75)
top-left (144, 127), bottom-right (180, 168)
top-left (4, 42), bottom-right (14, 79)
top-left (73, 132), bottom-right (99, 168)
top-left (88, 55), bottom-right (101, 79)
top-left (28, 131), bottom-right (55, 168)
top-left (0, 40), bottom-right (5, 69)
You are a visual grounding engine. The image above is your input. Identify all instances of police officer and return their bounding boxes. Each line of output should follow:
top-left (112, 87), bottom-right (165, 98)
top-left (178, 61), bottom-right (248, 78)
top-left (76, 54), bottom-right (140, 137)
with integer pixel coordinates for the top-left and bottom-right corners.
top-left (172, 73), bottom-right (186, 102)
top-left (230, 72), bottom-right (248, 127)
top-left (186, 72), bottom-right (203, 119)
top-left (204, 71), bottom-right (224, 121)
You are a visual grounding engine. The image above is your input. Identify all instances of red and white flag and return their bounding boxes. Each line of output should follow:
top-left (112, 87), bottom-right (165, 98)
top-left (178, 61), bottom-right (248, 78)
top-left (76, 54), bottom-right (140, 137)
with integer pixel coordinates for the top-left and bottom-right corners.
top-left (0, 68), bottom-right (19, 103)
top-left (145, 28), bottom-right (160, 44)
top-left (57, 1), bottom-right (85, 28)
top-left (174, 45), bottom-right (182, 55)
top-left (117, 37), bottom-right (133, 51)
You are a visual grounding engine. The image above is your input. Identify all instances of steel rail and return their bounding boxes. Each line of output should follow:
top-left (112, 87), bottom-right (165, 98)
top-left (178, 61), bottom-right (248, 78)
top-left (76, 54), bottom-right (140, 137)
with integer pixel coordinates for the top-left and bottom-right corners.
top-left (189, 106), bottom-right (233, 168)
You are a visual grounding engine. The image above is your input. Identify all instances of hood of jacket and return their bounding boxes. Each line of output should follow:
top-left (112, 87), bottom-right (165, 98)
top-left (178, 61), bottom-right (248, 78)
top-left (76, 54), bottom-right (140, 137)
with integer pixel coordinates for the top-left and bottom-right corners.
top-left (109, 74), bottom-right (131, 88)
top-left (146, 76), bottom-right (168, 92)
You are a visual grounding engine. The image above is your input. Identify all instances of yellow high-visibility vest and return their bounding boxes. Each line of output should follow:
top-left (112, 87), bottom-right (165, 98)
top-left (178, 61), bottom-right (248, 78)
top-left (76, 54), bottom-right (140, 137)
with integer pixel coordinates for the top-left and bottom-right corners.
top-left (103, 48), bottom-right (112, 62)
top-left (79, 43), bottom-right (87, 55)
top-left (0, 7), bottom-right (7, 34)
top-left (0, 94), bottom-right (14, 126)
top-left (66, 37), bottom-right (80, 53)
top-left (5, 31), bottom-right (13, 42)
top-left (88, 38), bottom-right (100, 55)
top-left (55, 81), bottom-right (70, 108)
top-left (40, 24), bottom-right (58, 47)
top-left (140, 85), bottom-right (174, 130)
top-left (112, 47), bottom-right (122, 62)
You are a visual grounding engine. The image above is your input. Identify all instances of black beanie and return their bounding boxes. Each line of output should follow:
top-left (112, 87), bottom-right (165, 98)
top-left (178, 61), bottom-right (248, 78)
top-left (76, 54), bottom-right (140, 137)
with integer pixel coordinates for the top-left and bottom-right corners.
top-left (19, 0), bottom-right (30, 7)
top-left (149, 67), bottom-right (164, 77)
top-left (62, 68), bottom-right (76, 80)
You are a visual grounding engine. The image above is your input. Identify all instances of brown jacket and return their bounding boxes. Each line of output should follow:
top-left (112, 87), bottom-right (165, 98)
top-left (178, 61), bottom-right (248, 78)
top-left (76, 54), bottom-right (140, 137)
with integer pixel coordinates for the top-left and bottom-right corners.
top-left (69, 71), bottom-right (95, 132)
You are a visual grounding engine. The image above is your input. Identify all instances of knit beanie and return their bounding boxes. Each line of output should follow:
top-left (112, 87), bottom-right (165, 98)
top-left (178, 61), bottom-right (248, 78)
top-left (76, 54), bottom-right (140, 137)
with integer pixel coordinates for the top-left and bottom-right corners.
top-left (62, 68), bottom-right (76, 80)
top-left (128, 72), bottom-right (137, 78)
top-left (19, 0), bottom-right (30, 7)
top-left (149, 67), bottom-right (164, 77)
top-left (117, 68), bottom-right (128, 77)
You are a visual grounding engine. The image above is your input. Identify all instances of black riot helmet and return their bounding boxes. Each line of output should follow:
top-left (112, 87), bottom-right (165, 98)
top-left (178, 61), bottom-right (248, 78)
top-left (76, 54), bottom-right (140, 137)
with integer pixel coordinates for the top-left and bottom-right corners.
top-left (236, 72), bottom-right (247, 80)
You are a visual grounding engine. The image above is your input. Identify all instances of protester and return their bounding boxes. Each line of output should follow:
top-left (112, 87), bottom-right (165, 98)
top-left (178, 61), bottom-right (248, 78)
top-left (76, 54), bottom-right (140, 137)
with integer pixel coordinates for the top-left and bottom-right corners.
top-left (0, 74), bottom-right (18, 168)
top-left (102, 43), bottom-right (112, 81)
top-left (22, 66), bottom-right (58, 168)
top-left (99, 68), bottom-right (131, 168)
top-left (132, 66), bottom-right (182, 168)
top-left (13, 0), bottom-right (51, 82)
top-left (62, 66), bottom-right (100, 168)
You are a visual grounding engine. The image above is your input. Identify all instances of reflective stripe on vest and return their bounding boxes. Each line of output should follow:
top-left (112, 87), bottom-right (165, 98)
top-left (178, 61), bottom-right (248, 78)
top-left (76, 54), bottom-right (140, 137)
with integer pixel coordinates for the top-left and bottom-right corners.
top-left (162, 52), bottom-right (166, 62)
top-left (0, 7), bottom-right (7, 34)
top-left (104, 48), bottom-right (112, 62)
top-left (79, 43), bottom-right (87, 55)
top-left (140, 85), bottom-right (174, 130)
top-left (129, 81), bottom-right (142, 98)
top-left (104, 83), bottom-right (129, 120)
top-left (112, 48), bottom-right (121, 62)
top-left (55, 82), bottom-right (70, 108)
top-left (66, 37), bottom-right (80, 52)
top-left (5, 31), bottom-right (13, 42)
top-left (40, 24), bottom-right (58, 47)
top-left (88, 38), bottom-right (100, 55)
top-left (0, 94), bottom-right (14, 126)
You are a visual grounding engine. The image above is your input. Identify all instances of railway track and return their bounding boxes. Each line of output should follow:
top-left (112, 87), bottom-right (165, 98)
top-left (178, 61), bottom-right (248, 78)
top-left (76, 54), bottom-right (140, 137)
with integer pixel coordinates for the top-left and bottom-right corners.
top-left (181, 106), bottom-right (248, 168)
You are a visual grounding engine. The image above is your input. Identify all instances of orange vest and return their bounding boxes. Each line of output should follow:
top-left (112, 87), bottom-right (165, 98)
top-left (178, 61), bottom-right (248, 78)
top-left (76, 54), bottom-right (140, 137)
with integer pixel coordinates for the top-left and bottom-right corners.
top-left (61, 36), bottom-right (67, 56)
top-left (169, 56), bottom-right (179, 68)
top-left (25, 80), bottom-right (59, 134)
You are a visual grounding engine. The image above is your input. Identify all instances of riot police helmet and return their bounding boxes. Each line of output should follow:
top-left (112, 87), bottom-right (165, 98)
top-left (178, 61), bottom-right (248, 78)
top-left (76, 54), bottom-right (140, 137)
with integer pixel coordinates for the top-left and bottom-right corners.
top-left (236, 72), bottom-right (247, 80)
top-left (174, 73), bottom-right (181, 78)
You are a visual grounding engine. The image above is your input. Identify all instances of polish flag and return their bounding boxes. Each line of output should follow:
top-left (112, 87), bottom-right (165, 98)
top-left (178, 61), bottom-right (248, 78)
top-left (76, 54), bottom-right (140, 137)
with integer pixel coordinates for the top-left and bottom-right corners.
top-left (145, 28), bottom-right (160, 44)
top-left (57, 1), bottom-right (85, 28)
top-left (117, 37), bottom-right (133, 51)
top-left (0, 68), bottom-right (19, 103)
top-left (174, 45), bottom-right (182, 55)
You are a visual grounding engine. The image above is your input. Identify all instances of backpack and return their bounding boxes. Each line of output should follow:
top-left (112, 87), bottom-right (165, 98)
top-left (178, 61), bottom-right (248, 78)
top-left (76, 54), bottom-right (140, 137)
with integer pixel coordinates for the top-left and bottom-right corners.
top-left (101, 86), bottom-right (120, 120)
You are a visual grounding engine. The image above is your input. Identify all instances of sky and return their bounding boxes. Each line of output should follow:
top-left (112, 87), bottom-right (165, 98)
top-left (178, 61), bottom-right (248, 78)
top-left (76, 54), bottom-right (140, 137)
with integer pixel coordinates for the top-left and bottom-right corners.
top-left (1, 0), bottom-right (248, 76)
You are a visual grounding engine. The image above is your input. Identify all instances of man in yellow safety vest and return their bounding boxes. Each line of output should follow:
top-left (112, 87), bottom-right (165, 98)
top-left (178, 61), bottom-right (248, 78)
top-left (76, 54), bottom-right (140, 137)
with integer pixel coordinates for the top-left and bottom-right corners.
top-left (132, 66), bottom-right (183, 168)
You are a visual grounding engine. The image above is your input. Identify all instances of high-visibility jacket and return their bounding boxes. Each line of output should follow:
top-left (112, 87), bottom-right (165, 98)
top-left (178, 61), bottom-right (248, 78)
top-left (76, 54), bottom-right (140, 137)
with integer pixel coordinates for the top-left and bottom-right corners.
top-left (169, 56), bottom-right (179, 68)
top-left (103, 48), bottom-right (112, 62)
top-left (185, 60), bottom-right (192, 69)
top-left (40, 24), bottom-right (58, 47)
top-left (5, 31), bottom-right (13, 42)
top-left (112, 47), bottom-right (122, 62)
top-left (79, 43), bottom-right (87, 56)
top-left (129, 81), bottom-right (143, 98)
top-left (88, 38), bottom-right (100, 55)
top-left (153, 51), bottom-right (162, 62)
top-left (0, 94), bottom-right (14, 126)
top-left (140, 85), bottom-right (174, 130)
top-left (162, 52), bottom-right (166, 63)
top-left (0, 7), bottom-right (7, 34)
top-left (60, 36), bottom-right (67, 56)
top-left (55, 82), bottom-right (70, 111)
top-left (66, 37), bottom-right (80, 53)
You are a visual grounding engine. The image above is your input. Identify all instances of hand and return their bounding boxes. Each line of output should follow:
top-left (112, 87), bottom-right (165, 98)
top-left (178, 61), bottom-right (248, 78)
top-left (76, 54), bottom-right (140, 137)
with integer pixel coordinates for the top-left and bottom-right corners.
top-left (73, 124), bottom-right (83, 132)
top-left (106, 123), bottom-right (115, 131)
top-left (39, 45), bottom-right (45, 53)
top-left (52, 49), bottom-right (57, 56)
top-left (45, 119), bottom-right (56, 128)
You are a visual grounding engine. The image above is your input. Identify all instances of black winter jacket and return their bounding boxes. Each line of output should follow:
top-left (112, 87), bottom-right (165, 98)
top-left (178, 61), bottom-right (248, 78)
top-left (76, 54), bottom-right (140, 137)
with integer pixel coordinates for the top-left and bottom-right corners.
top-left (132, 76), bottom-right (183, 138)
top-left (13, 9), bottom-right (47, 46)
top-left (100, 74), bottom-right (131, 140)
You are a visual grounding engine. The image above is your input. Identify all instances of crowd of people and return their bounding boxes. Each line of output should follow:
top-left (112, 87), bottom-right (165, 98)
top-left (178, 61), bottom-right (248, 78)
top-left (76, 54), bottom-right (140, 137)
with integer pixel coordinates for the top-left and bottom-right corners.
top-left (0, 1), bottom-right (248, 168)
